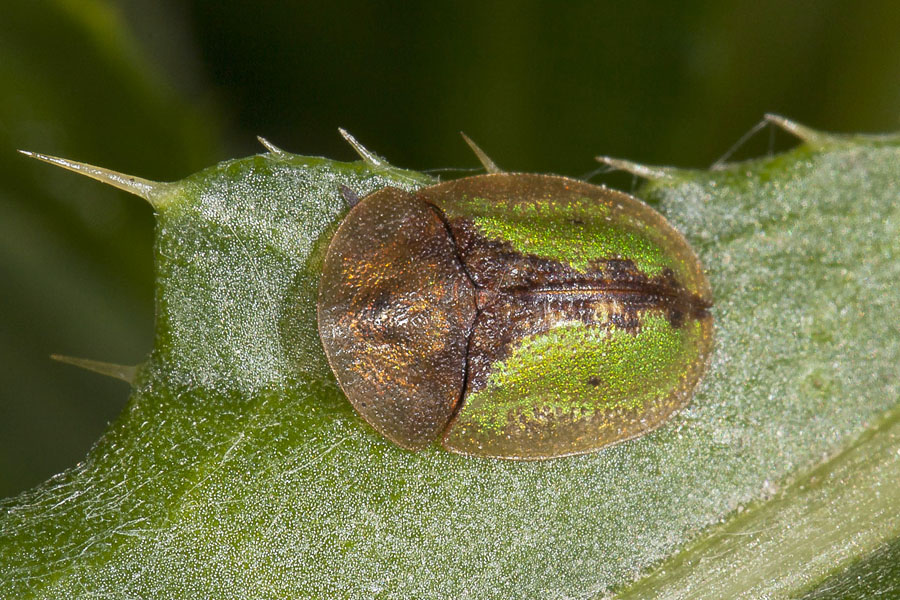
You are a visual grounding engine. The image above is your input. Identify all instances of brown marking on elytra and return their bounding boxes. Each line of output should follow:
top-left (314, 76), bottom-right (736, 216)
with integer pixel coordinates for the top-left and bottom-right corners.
top-left (429, 215), bottom-right (711, 396)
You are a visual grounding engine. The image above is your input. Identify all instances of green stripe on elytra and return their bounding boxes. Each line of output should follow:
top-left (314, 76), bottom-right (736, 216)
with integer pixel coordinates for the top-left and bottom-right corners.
top-left (454, 195), bottom-right (674, 276)
top-left (457, 315), bottom-right (705, 433)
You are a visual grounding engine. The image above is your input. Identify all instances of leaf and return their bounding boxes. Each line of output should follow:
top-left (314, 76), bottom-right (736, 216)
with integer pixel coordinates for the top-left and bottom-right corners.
top-left (1, 124), bottom-right (898, 598)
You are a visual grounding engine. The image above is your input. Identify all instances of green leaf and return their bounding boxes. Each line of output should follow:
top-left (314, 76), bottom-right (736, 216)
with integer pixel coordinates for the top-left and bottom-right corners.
top-left (1, 124), bottom-right (898, 598)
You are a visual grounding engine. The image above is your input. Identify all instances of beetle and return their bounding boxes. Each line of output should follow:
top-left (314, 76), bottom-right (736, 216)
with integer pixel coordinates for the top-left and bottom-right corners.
top-left (317, 173), bottom-right (713, 459)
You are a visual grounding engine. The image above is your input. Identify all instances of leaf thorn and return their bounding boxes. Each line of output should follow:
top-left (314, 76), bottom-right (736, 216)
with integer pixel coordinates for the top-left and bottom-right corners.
top-left (764, 114), bottom-right (825, 144)
top-left (257, 136), bottom-right (287, 155)
top-left (595, 156), bottom-right (674, 180)
top-left (51, 354), bottom-right (137, 385)
top-left (338, 128), bottom-right (388, 168)
top-left (460, 132), bottom-right (502, 173)
top-left (19, 150), bottom-right (168, 208)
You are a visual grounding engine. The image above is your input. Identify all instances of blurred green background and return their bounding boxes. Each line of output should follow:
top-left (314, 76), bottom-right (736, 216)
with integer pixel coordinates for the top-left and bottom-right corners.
top-left (1, 0), bottom-right (898, 498)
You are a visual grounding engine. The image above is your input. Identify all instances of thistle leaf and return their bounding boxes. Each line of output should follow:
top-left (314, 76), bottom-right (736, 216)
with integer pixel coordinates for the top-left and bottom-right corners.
top-left (1, 129), bottom-right (898, 599)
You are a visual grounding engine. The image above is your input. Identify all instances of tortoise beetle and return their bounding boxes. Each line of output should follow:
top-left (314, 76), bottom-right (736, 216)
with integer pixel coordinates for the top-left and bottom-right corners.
top-left (317, 173), bottom-right (713, 459)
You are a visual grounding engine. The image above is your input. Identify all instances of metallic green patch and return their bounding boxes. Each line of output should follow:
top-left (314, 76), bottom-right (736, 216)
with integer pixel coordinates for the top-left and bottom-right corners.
top-left (455, 194), bottom-right (673, 276)
top-left (455, 315), bottom-right (706, 433)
